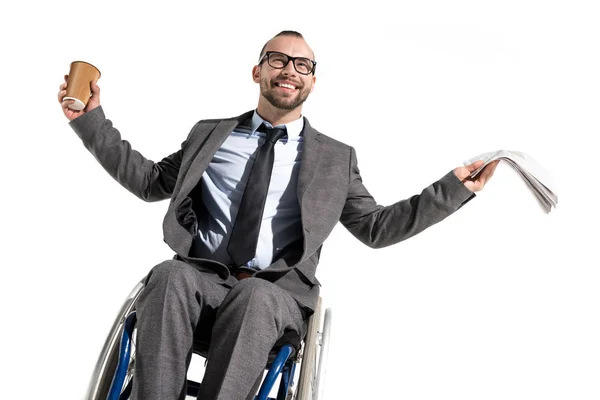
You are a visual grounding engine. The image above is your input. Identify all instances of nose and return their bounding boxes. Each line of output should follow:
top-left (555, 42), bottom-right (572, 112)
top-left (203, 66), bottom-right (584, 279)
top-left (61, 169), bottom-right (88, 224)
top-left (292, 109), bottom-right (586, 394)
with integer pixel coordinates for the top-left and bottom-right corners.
top-left (281, 60), bottom-right (297, 76)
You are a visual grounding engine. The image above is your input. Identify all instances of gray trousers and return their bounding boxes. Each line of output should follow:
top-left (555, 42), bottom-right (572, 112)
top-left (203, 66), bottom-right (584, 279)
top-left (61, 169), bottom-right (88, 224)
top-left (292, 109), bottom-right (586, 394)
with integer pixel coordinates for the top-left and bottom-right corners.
top-left (130, 260), bottom-right (306, 400)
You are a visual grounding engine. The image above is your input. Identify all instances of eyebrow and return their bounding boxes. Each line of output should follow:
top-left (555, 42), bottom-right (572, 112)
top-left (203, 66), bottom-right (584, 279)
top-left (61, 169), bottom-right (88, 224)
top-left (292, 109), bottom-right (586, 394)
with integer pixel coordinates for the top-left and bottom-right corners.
top-left (266, 50), bottom-right (315, 60)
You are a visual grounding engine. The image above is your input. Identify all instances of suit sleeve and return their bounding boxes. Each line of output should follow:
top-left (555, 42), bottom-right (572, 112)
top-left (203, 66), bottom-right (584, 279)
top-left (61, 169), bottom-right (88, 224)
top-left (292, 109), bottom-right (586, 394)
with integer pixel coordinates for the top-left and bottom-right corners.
top-left (339, 147), bottom-right (475, 248)
top-left (69, 106), bottom-right (188, 202)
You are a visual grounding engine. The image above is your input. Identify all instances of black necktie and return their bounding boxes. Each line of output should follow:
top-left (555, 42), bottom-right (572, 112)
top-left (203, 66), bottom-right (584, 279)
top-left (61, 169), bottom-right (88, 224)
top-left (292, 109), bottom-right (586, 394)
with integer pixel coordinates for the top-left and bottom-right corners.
top-left (227, 124), bottom-right (287, 267)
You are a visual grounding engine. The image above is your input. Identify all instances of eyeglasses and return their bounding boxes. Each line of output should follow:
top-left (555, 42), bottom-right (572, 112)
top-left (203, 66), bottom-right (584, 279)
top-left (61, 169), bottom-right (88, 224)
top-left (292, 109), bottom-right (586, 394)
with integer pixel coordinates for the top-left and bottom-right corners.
top-left (259, 51), bottom-right (317, 75)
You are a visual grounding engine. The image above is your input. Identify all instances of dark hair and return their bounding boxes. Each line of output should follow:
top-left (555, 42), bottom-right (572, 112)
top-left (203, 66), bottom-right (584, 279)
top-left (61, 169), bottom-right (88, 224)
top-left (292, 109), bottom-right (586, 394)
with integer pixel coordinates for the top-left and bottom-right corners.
top-left (258, 31), bottom-right (307, 61)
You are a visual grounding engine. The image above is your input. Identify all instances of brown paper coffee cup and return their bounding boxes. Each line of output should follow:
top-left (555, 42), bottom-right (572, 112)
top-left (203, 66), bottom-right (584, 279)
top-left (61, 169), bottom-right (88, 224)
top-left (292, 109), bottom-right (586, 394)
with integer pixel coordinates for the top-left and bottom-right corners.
top-left (64, 61), bottom-right (101, 111)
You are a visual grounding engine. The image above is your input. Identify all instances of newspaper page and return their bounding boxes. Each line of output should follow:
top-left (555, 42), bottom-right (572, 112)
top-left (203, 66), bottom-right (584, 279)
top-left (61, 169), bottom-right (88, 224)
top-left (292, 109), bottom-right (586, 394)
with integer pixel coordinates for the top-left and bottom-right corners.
top-left (464, 150), bottom-right (558, 213)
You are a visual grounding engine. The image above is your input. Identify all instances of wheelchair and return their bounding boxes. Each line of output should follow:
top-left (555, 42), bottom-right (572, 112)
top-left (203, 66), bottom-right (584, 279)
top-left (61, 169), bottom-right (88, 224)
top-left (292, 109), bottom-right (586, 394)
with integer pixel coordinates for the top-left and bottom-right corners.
top-left (84, 278), bottom-right (332, 400)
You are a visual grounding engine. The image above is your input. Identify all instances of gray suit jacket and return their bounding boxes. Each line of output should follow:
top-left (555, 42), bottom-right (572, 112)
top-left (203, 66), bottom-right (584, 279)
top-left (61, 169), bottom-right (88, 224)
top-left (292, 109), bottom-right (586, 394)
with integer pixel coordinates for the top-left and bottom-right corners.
top-left (69, 107), bottom-right (474, 313)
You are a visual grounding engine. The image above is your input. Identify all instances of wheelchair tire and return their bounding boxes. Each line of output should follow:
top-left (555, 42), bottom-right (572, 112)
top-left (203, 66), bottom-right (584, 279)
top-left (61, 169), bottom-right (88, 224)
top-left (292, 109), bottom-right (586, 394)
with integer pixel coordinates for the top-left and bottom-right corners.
top-left (85, 281), bottom-right (144, 400)
top-left (295, 297), bottom-right (332, 400)
top-left (314, 307), bottom-right (331, 400)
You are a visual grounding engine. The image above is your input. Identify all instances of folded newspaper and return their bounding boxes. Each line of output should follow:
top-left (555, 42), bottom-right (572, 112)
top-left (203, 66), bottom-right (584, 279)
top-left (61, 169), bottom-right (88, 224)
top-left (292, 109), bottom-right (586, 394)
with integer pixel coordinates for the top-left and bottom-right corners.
top-left (464, 150), bottom-right (558, 213)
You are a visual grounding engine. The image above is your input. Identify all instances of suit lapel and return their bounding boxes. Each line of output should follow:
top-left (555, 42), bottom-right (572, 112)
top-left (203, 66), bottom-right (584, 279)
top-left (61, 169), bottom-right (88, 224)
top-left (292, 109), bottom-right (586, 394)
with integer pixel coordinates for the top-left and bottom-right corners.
top-left (175, 111), bottom-right (254, 203)
top-left (297, 118), bottom-right (324, 205)
top-left (297, 118), bottom-right (324, 264)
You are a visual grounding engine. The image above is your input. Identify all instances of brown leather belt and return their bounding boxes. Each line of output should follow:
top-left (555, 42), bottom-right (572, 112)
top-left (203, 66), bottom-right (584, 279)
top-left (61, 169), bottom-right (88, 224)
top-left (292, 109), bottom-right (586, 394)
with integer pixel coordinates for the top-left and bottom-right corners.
top-left (172, 254), bottom-right (256, 281)
top-left (235, 270), bottom-right (254, 280)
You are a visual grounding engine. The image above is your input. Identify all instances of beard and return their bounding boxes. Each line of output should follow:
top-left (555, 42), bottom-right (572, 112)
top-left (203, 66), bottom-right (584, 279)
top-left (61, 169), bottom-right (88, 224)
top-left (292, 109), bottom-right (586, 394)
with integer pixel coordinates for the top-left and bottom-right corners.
top-left (260, 78), bottom-right (311, 111)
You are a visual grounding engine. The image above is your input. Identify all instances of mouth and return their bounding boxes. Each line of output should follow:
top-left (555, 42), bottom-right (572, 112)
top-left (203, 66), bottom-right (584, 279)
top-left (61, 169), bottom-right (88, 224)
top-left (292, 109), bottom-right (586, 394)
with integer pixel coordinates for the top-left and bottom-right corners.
top-left (274, 81), bottom-right (299, 91)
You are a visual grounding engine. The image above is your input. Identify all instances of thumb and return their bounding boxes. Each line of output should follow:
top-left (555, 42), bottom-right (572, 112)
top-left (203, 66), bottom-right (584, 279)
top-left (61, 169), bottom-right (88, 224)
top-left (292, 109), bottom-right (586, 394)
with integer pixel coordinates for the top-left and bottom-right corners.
top-left (465, 159), bottom-right (485, 172)
top-left (90, 80), bottom-right (100, 96)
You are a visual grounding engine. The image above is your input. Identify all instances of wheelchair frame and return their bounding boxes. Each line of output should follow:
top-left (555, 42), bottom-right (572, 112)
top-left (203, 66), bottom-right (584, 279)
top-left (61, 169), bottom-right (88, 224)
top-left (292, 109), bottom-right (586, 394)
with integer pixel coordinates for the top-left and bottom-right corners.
top-left (85, 279), bottom-right (332, 400)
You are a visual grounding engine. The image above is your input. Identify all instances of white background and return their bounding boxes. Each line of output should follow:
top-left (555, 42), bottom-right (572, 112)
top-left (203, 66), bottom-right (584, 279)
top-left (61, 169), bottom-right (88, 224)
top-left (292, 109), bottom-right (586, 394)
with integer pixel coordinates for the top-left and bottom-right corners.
top-left (1, 0), bottom-right (598, 399)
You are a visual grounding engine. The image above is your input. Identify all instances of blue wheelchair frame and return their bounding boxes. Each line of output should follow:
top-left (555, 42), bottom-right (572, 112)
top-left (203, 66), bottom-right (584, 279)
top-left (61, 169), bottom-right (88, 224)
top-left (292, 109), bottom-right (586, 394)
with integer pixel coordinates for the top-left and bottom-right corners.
top-left (107, 311), bottom-right (299, 400)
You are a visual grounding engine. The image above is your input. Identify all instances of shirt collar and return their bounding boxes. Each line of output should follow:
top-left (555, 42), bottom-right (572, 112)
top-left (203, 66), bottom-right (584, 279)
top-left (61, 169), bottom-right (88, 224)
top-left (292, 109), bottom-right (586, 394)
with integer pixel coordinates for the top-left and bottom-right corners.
top-left (251, 111), bottom-right (304, 141)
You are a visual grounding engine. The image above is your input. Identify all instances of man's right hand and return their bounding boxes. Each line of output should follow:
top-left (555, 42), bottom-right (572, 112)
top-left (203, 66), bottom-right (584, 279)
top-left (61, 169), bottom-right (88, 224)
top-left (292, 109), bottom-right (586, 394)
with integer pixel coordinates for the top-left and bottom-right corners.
top-left (57, 74), bottom-right (101, 121)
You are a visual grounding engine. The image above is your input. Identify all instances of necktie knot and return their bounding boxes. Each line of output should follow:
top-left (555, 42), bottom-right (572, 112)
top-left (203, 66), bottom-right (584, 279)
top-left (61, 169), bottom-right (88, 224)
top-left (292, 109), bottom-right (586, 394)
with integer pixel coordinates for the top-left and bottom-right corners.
top-left (258, 124), bottom-right (287, 144)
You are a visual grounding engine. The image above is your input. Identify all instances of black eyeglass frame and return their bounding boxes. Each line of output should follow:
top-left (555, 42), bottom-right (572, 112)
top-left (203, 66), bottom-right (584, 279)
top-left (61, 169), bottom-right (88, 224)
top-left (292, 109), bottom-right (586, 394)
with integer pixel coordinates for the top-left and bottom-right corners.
top-left (258, 51), bottom-right (317, 75)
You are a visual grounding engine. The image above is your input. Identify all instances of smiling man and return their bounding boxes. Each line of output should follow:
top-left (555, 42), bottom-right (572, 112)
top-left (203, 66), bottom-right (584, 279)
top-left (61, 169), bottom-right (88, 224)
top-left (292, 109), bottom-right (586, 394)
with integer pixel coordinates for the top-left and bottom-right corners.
top-left (254, 35), bottom-right (316, 116)
top-left (58, 31), bottom-right (498, 400)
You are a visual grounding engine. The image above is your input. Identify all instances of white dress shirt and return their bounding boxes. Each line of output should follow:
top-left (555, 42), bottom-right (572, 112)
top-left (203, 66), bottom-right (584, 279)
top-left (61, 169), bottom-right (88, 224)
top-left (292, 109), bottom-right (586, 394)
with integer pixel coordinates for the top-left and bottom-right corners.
top-left (190, 111), bottom-right (304, 269)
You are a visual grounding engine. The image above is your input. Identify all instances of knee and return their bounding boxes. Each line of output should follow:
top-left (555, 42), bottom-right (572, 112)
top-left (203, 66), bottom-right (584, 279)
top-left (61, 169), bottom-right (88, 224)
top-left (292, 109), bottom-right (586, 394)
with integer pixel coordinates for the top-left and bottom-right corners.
top-left (230, 278), bottom-right (278, 308)
top-left (145, 260), bottom-right (199, 291)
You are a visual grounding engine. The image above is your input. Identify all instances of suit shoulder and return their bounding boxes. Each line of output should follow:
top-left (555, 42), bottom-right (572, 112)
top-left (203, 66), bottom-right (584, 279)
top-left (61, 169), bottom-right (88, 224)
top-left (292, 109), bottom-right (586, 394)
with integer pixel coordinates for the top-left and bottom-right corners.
top-left (181, 116), bottom-right (231, 147)
top-left (194, 110), bottom-right (254, 126)
top-left (193, 116), bottom-right (232, 126)
top-left (187, 112), bottom-right (250, 137)
top-left (310, 128), bottom-right (353, 150)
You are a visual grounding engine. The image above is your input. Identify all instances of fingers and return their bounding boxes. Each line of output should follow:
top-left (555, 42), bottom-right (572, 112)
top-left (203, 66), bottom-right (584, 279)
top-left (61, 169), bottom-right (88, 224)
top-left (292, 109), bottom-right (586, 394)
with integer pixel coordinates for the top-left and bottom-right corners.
top-left (456, 159), bottom-right (500, 192)
top-left (454, 159), bottom-right (484, 183)
top-left (90, 79), bottom-right (100, 96)
top-left (473, 160), bottom-right (500, 189)
top-left (453, 166), bottom-right (469, 182)
top-left (62, 99), bottom-right (75, 110)
top-left (57, 83), bottom-right (67, 103)
top-left (58, 79), bottom-right (73, 110)
top-left (465, 159), bottom-right (484, 172)
top-left (58, 75), bottom-right (69, 102)
top-left (58, 75), bottom-right (100, 110)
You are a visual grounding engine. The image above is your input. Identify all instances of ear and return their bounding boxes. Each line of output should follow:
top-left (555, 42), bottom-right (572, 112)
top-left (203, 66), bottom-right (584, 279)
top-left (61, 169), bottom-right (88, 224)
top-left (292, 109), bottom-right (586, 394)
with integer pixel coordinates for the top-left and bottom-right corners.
top-left (309, 75), bottom-right (316, 93)
top-left (252, 65), bottom-right (261, 83)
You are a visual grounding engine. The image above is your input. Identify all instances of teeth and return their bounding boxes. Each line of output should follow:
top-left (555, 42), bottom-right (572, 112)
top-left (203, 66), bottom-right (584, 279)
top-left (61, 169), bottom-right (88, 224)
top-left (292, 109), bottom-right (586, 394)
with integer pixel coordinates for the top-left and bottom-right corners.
top-left (278, 83), bottom-right (296, 90)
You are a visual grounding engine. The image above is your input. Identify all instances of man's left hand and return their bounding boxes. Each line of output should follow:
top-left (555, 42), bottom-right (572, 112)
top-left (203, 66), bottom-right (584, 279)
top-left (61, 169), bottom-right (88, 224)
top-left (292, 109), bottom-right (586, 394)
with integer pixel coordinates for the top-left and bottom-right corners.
top-left (454, 160), bottom-right (500, 192)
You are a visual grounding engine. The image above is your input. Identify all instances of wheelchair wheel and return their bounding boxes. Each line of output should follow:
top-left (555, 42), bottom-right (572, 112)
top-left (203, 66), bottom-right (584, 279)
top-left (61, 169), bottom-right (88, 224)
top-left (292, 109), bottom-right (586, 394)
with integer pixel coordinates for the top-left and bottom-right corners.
top-left (294, 298), bottom-right (332, 400)
top-left (85, 281), bottom-right (144, 400)
top-left (86, 280), bottom-right (332, 400)
top-left (315, 307), bottom-right (332, 399)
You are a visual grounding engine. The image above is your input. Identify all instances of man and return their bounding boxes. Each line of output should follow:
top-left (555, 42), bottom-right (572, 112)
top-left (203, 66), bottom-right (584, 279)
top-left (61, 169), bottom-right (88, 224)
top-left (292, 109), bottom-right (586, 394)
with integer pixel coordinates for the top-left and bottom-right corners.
top-left (58, 31), bottom-right (498, 400)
